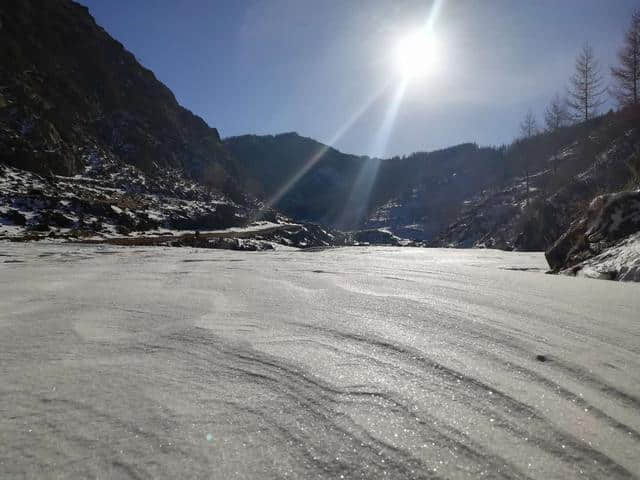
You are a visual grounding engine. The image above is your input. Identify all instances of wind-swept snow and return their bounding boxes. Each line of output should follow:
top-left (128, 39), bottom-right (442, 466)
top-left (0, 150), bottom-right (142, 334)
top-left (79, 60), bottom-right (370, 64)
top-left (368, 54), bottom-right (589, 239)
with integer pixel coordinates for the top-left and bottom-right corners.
top-left (1, 244), bottom-right (639, 479)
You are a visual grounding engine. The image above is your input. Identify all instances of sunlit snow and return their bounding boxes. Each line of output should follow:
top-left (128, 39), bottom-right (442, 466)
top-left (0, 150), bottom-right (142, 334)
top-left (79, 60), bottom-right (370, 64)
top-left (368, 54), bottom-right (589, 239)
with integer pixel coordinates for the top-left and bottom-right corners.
top-left (1, 244), bottom-right (639, 479)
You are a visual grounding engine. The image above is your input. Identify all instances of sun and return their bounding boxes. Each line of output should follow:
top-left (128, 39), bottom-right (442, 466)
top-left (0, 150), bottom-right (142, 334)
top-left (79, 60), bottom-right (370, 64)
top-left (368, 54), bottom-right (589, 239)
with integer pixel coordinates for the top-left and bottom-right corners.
top-left (394, 30), bottom-right (440, 80)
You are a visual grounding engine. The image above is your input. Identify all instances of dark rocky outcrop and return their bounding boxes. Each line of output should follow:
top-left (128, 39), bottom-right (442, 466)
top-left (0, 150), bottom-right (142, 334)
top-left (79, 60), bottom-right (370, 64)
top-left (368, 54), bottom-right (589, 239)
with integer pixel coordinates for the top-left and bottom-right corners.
top-left (353, 229), bottom-right (401, 246)
top-left (0, 0), bottom-right (238, 192)
top-left (3, 209), bottom-right (26, 226)
top-left (546, 190), bottom-right (640, 273)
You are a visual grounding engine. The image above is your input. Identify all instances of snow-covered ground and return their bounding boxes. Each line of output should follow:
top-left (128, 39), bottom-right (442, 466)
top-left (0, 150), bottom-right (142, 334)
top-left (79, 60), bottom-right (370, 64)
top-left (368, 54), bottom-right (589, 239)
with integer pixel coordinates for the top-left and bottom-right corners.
top-left (1, 244), bottom-right (639, 479)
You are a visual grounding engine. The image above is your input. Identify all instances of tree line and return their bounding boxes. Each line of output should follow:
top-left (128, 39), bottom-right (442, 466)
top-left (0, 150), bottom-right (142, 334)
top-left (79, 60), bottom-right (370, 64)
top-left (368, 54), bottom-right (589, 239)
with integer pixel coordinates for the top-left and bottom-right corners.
top-left (520, 10), bottom-right (639, 139)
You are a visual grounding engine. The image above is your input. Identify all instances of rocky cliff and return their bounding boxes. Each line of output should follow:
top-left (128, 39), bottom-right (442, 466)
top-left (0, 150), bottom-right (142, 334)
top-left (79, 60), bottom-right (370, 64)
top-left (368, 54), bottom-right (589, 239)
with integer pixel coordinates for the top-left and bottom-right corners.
top-left (0, 0), bottom-right (238, 186)
top-left (0, 0), bottom-right (262, 243)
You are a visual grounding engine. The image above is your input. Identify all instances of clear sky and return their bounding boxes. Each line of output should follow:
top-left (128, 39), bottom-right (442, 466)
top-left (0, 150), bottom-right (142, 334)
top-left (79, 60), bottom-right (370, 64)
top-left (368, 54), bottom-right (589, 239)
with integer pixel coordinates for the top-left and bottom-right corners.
top-left (79, 0), bottom-right (637, 157)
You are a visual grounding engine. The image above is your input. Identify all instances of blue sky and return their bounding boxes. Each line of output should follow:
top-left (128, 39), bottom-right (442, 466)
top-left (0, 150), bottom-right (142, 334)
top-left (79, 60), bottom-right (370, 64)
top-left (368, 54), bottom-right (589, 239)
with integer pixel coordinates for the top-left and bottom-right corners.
top-left (80, 0), bottom-right (637, 157)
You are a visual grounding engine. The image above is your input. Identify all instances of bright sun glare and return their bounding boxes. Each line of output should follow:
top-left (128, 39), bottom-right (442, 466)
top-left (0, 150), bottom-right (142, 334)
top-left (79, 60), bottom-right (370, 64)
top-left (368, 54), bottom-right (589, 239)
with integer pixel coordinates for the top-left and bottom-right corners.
top-left (394, 30), bottom-right (440, 80)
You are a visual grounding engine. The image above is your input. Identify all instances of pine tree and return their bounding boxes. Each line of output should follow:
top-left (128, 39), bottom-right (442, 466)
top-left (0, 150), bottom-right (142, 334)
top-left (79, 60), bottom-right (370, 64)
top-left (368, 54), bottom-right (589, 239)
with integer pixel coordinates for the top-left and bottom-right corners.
top-left (611, 10), bottom-right (640, 106)
top-left (567, 43), bottom-right (606, 122)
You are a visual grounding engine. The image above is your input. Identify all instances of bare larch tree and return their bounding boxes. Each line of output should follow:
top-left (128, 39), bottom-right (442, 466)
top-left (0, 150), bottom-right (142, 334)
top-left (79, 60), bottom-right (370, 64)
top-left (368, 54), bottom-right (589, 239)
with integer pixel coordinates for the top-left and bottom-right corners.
top-left (611, 10), bottom-right (640, 106)
top-left (544, 94), bottom-right (569, 131)
top-left (519, 108), bottom-right (538, 138)
top-left (567, 43), bottom-right (606, 122)
top-left (519, 109), bottom-right (538, 204)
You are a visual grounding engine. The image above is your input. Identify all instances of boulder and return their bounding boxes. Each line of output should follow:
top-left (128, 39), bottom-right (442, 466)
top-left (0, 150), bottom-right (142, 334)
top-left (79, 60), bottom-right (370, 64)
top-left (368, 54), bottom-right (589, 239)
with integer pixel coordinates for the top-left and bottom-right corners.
top-left (513, 200), bottom-right (561, 252)
top-left (545, 190), bottom-right (640, 273)
top-left (2, 209), bottom-right (26, 226)
top-left (566, 232), bottom-right (640, 281)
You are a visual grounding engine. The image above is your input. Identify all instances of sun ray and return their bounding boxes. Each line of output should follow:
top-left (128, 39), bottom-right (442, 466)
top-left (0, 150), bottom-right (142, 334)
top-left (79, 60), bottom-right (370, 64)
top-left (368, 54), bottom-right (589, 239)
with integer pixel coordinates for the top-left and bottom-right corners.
top-left (336, 156), bottom-right (382, 229)
top-left (335, 1), bottom-right (446, 230)
top-left (335, 80), bottom-right (408, 229)
top-left (252, 81), bottom-right (392, 221)
top-left (369, 79), bottom-right (408, 159)
top-left (425, 0), bottom-right (445, 32)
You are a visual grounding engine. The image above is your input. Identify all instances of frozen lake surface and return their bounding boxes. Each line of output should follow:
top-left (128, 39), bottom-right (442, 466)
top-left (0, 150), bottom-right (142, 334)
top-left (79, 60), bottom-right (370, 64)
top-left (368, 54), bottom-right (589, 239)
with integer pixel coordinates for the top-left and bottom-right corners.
top-left (1, 243), bottom-right (639, 479)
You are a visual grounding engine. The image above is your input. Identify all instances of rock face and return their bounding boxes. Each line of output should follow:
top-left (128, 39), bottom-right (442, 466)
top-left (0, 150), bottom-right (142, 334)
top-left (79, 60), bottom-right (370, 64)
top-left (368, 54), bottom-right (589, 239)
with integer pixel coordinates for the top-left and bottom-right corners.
top-left (0, 0), bottom-right (238, 191)
top-left (545, 190), bottom-right (640, 277)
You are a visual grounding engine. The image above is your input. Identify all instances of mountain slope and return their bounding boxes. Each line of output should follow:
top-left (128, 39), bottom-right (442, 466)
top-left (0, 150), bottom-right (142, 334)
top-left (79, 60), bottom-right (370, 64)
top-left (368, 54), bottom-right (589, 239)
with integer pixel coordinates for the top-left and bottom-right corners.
top-left (225, 133), bottom-right (507, 233)
top-left (0, 1), bottom-right (372, 248)
top-left (365, 143), bottom-right (506, 240)
top-left (435, 109), bottom-right (640, 251)
top-left (0, 0), bottom-right (237, 192)
top-left (225, 132), bottom-right (370, 227)
top-left (0, 0), bottom-right (276, 243)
